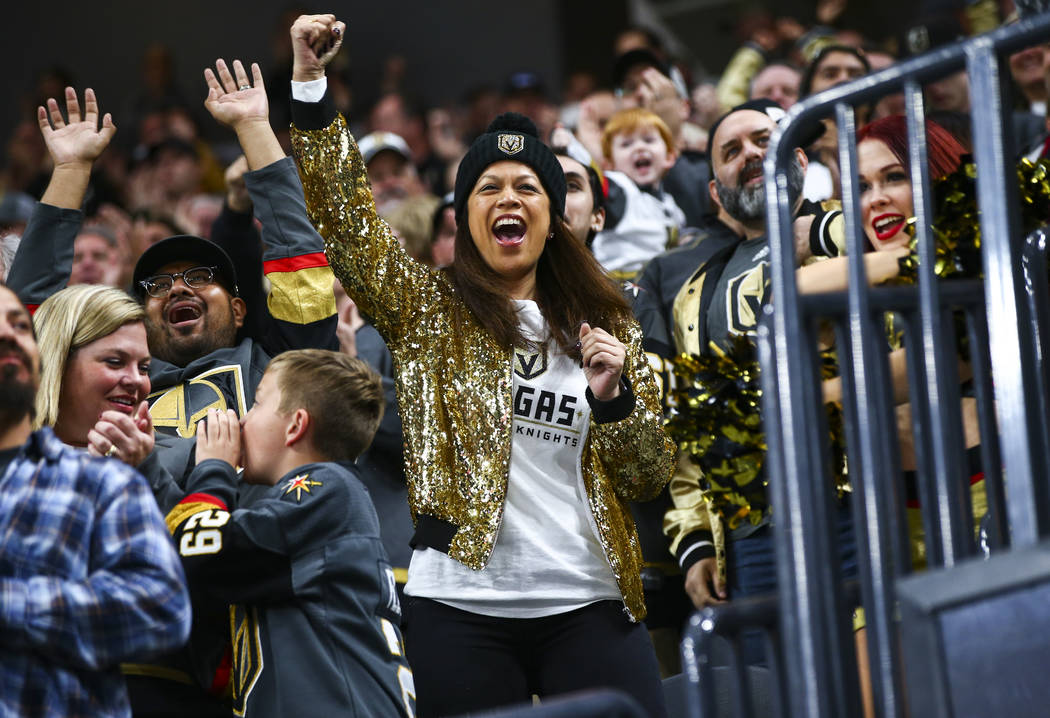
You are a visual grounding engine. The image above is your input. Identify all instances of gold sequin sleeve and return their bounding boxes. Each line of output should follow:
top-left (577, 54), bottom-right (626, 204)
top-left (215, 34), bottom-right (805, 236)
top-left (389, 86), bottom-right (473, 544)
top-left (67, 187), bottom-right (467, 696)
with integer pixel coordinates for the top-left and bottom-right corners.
top-left (588, 319), bottom-right (677, 502)
top-left (290, 114), bottom-right (442, 340)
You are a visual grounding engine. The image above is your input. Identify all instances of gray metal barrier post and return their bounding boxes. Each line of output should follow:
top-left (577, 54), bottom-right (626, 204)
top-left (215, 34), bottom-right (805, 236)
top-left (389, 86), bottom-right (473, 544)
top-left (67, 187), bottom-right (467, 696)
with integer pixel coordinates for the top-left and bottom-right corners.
top-left (760, 12), bottom-right (1050, 718)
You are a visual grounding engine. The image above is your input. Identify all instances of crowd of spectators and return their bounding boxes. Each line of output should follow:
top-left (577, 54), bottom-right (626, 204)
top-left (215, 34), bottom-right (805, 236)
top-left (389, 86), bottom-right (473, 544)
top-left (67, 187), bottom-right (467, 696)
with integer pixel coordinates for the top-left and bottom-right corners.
top-left (2, 1), bottom-right (1047, 717)
top-left (0, 2), bottom-right (1039, 289)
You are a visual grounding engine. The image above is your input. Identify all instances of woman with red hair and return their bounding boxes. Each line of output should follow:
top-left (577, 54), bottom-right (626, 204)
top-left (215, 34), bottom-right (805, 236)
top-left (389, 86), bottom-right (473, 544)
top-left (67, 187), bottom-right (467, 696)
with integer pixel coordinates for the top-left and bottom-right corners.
top-left (856, 115), bottom-right (967, 251)
top-left (803, 115), bottom-right (975, 718)
top-left (797, 115), bottom-right (968, 293)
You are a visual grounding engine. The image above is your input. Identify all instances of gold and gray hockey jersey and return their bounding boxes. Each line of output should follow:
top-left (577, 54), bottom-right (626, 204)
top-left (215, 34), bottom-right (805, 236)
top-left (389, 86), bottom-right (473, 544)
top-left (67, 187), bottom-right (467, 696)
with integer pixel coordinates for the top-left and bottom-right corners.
top-left (167, 459), bottom-right (415, 718)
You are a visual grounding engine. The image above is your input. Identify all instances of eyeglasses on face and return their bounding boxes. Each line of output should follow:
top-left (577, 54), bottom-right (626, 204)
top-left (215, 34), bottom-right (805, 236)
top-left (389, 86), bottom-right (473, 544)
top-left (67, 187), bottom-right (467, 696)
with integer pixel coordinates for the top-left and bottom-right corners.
top-left (139, 266), bottom-right (219, 298)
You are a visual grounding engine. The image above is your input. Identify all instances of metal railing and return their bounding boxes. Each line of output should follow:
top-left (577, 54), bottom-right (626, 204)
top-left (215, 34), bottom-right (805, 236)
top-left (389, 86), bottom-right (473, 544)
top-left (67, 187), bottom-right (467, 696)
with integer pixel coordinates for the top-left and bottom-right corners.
top-left (682, 12), bottom-right (1050, 718)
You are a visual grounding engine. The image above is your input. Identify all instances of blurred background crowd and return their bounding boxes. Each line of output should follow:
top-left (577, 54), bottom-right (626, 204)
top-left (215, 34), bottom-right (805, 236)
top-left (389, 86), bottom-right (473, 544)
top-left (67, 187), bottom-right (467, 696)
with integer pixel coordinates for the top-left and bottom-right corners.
top-left (1, 0), bottom-right (1041, 284)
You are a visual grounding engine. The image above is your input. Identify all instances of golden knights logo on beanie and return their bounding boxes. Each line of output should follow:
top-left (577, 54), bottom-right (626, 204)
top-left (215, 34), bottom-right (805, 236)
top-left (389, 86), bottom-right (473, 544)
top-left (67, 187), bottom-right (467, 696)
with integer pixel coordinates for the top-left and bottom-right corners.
top-left (497, 133), bottom-right (524, 155)
top-left (453, 112), bottom-right (567, 220)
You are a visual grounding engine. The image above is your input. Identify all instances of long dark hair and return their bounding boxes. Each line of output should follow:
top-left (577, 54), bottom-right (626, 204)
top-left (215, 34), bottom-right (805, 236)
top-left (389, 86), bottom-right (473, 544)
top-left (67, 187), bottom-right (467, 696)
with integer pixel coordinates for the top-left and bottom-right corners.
top-left (448, 213), bottom-right (631, 356)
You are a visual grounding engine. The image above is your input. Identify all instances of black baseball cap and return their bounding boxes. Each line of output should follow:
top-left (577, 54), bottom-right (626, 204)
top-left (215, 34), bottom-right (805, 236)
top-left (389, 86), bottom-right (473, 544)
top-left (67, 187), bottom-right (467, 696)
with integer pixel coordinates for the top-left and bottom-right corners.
top-left (132, 235), bottom-right (239, 299)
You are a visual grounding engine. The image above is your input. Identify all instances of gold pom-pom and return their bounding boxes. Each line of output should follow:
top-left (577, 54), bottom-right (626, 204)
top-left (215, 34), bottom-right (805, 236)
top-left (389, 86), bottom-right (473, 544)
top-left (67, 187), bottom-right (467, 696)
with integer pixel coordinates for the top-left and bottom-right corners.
top-left (666, 336), bottom-right (849, 527)
top-left (893, 157), bottom-right (1050, 285)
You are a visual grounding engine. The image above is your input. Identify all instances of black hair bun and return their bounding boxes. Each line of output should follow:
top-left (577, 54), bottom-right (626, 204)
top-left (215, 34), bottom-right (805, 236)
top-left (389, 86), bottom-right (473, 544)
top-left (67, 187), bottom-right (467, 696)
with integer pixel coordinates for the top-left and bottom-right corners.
top-left (486, 112), bottom-right (538, 138)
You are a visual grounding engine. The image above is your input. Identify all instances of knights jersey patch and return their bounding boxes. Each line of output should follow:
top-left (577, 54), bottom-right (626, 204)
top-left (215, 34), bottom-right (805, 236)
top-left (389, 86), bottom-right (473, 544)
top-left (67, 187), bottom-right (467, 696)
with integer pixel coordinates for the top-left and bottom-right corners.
top-left (282, 473), bottom-right (323, 502)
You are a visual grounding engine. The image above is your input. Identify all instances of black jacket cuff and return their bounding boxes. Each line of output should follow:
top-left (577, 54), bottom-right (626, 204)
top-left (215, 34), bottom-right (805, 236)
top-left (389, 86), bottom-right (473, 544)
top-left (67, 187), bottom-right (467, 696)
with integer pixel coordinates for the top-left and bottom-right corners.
top-left (586, 376), bottom-right (635, 424)
top-left (410, 514), bottom-right (458, 554)
top-left (676, 530), bottom-right (716, 574)
top-left (290, 88), bottom-right (338, 131)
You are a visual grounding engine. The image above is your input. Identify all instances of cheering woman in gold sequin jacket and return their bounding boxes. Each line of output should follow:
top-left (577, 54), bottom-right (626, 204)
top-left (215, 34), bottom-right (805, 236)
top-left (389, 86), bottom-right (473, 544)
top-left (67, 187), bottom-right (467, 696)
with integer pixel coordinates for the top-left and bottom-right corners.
top-left (285, 14), bottom-right (675, 718)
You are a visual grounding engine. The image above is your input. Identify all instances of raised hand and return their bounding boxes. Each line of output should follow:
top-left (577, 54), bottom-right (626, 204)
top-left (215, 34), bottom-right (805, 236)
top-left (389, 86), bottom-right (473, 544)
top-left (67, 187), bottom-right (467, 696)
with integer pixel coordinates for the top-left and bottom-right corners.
top-left (290, 14), bottom-right (346, 82)
top-left (549, 125), bottom-right (576, 151)
top-left (816, 0), bottom-right (848, 26)
top-left (224, 155), bottom-right (252, 213)
top-left (204, 59), bottom-right (268, 129)
top-left (579, 322), bottom-right (626, 401)
top-left (427, 108), bottom-right (466, 162)
top-left (37, 87), bottom-right (115, 169)
top-left (576, 92), bottom-right (617, 166)
top-left (635, 68), bottom-right (686, 140)
top-left (335, 294), bottom-right (364, 357)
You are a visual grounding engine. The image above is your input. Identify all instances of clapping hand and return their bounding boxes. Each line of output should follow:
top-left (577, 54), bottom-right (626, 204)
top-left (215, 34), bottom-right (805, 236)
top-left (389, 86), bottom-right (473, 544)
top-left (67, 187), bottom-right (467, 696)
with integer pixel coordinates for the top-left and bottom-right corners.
top-left (195, 408), bottom-right (243, 469)
top-left (37, 87), bottom-right (115, 170)
top-left (87, 401), bottom-right (155, 467)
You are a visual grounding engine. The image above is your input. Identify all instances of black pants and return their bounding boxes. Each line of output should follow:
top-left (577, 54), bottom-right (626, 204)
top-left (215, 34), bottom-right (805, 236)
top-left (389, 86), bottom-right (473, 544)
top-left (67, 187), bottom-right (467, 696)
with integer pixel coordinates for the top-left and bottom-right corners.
top-left (402, 597), bottom-right (667, 718)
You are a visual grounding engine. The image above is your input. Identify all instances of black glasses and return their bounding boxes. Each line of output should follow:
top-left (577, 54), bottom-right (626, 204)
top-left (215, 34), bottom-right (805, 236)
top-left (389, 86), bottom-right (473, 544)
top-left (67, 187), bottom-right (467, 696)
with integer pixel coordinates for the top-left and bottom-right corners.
top-left (139, 266), bottom-right (219, 298)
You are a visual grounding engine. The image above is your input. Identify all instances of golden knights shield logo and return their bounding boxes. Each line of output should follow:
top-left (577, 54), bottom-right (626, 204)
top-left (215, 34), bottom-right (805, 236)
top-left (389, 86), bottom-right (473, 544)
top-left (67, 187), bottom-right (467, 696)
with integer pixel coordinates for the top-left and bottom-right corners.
top-left (497, 133), bottom-right (524, 156)
top-left (514, 348), bottom-right (548, 380)
top-left (726, 262), bottom-right (771, 337)
top-left (148, 365), bottom-right (247, 438)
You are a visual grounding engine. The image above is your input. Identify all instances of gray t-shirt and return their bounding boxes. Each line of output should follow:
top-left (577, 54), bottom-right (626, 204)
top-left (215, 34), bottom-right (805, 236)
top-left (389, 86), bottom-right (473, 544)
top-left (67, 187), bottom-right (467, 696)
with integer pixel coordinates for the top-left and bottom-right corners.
top-left (705, 236), bottom-right (770, 351)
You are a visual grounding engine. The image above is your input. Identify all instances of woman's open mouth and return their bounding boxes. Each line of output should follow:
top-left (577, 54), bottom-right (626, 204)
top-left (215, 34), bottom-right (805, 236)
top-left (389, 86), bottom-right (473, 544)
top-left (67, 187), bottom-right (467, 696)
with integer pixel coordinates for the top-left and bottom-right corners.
top-left (872, 213), bottom-right (905, 241)
top-left (493, 215), bottom-right (527, 246)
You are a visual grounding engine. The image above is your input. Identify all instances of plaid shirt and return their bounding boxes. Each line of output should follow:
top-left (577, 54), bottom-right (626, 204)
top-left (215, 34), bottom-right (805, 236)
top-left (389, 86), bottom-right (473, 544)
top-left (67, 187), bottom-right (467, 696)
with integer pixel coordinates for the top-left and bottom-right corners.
top-left (0, 428), bottom-right (191, 718)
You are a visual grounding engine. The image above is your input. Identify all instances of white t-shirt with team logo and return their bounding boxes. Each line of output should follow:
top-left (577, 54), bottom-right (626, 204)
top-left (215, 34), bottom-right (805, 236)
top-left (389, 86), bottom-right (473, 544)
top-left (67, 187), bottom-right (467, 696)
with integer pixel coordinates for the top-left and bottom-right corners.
top-left (405, 300), bottom-right (622, 617)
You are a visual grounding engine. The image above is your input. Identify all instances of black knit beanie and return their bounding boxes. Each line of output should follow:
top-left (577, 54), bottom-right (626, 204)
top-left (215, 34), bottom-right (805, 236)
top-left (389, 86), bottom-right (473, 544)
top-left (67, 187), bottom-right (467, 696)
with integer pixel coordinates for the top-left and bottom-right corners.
top-left (453, 113), bottom-right (566, 220)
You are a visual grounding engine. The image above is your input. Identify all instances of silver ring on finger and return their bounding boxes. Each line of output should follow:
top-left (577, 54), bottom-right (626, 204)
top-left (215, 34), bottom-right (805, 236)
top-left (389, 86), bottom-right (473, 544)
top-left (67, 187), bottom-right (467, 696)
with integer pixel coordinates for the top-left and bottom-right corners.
top-left (105, 444), bottom-right (118, 458)
top-left (239, 84), bottom-right (251, 91)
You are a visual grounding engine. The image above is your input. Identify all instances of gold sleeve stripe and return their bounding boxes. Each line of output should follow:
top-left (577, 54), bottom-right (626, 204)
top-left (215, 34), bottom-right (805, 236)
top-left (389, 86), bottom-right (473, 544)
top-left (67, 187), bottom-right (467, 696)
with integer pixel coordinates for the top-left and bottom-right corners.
top-left (121, 663), bottom-right (195, 684)
top-left (165, 498), bottom-right (225, 535)
top-left (266, 265), bottom-right (338, 324)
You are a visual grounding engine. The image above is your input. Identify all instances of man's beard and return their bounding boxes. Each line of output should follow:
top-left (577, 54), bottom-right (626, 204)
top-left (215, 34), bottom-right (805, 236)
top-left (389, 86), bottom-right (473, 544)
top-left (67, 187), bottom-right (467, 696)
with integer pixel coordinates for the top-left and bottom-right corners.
top-left (146, 310), bottom-right (238, 367)
top-left (0, 342), bottom-right (36, 432)
top-left (716, 155), bottom-right (805, 224)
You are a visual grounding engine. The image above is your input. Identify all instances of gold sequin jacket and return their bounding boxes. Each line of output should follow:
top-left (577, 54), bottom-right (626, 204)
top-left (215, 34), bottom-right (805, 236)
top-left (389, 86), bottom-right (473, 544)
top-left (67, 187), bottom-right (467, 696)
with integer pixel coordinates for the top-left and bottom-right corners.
top-left (290, 113), bottom-right (675, 621)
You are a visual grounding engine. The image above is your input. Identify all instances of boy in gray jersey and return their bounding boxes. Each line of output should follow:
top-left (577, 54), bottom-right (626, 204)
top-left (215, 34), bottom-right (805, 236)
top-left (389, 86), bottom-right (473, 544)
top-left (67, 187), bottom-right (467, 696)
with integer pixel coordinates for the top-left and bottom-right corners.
top-left (166, 349), bottom-right (415, 718)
